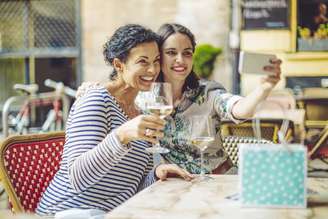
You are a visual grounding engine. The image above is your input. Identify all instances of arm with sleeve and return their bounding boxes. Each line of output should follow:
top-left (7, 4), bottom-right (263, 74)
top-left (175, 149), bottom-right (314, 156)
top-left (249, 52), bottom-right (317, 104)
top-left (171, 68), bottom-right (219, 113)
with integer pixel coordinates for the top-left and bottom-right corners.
top-left (66, 90), bottom-right (131, 192)
top-left (212, 88), bottom-right (244, 124)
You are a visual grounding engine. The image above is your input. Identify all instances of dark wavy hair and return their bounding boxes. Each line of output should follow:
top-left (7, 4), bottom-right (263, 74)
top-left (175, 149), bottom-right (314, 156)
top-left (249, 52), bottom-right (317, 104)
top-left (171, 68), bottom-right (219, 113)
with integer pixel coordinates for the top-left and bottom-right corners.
top-left (156, 23), bottom-right (199, 91)
top-left (103, 24), bottom-right (160, 80)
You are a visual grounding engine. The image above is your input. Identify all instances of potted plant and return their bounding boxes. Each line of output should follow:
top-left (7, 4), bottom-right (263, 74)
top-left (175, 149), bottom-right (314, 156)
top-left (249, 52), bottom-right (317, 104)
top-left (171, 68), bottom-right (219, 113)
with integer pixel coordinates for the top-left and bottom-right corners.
top-left (193, 44), bottom-right (222, 79)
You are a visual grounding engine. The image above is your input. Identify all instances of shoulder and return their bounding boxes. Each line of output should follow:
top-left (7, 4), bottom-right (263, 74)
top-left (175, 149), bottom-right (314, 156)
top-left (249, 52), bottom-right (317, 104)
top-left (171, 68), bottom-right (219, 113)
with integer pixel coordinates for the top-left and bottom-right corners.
top-left (198, 80), bottom-right (228, 100)
top-left (74, 86), bottom-right (112, 110)
top-left (185, 80), bottom-right (227, 105)
top-left (200, 79), bottom-right (226, 92)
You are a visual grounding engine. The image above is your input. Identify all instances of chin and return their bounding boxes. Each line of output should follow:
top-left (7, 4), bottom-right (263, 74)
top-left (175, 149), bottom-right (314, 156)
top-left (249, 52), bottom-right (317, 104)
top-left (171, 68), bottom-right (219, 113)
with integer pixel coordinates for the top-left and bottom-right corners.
top-left (139, 87), bottom-right (150, 92)
top-left (173, 73), bottom-right (189, 81)
top-left (136, 79), bottom-right (154, 91)
top-left (138, 84), bottom-right (152, 91)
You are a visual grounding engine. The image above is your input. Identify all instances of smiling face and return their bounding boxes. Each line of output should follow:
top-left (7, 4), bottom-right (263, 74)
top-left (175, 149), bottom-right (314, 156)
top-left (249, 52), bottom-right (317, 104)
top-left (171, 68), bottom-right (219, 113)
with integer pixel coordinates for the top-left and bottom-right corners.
top-left (118, 41), bottom-right (160, 91)
top-left (161, 33), bottom-right (194, 84)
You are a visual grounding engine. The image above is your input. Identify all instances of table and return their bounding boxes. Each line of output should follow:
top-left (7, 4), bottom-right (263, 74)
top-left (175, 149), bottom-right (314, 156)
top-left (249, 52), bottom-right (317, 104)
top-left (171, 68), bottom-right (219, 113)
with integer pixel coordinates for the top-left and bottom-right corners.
top-left (106, 175), bottom-right (328, 219)
top-left (0, 210), bottom-right (41, 219)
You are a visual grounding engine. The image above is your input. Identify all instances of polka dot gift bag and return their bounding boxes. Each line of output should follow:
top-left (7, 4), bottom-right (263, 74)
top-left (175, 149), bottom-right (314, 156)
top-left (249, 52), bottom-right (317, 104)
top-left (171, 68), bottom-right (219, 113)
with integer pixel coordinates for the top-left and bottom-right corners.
top-left (238, 143), bottom-right (307, 208)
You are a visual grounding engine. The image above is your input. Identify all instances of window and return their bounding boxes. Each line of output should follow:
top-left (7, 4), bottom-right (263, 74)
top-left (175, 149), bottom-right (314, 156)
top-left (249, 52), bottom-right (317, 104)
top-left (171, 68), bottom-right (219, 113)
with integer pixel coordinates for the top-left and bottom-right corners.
top-left (0, 0), bottom-right (80, 105)
top-left (297, 0), bottom-right (328, 51)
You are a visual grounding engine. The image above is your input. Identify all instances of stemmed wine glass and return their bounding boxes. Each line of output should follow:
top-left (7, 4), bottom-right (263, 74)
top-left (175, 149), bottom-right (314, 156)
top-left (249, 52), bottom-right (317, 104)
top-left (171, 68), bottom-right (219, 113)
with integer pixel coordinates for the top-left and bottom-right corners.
top-left (144, 82), bottom-right (173, 154)
top-left (189, 115), bottom-right (215, 181)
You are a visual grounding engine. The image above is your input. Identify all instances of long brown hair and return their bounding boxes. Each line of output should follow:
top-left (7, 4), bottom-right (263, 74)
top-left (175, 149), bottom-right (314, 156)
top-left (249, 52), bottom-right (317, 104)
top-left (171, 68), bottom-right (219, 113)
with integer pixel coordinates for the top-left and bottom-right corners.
top-left (156, 23), bottom-right (199, 92)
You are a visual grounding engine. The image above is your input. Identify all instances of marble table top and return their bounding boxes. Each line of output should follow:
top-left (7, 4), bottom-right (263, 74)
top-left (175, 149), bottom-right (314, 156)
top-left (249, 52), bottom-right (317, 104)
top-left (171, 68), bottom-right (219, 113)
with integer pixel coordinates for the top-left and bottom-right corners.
top-left (106, 175), bottom-right (328, 219)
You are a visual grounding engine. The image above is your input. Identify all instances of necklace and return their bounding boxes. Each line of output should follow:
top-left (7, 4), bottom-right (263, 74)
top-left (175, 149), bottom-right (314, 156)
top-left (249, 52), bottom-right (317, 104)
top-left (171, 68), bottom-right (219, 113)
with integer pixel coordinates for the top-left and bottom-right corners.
top-left (105, 83), bottom-right (140, 119)
top-left (116, 100), bottom-right (140, 119)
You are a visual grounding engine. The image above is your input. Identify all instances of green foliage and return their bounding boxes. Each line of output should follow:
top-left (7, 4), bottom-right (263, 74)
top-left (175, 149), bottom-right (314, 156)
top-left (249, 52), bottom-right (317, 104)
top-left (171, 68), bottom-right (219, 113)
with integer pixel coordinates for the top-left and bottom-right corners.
top-left (193, 44), bottom-right (222, 79)
top-left (0, 58), bottom-right (25, 102)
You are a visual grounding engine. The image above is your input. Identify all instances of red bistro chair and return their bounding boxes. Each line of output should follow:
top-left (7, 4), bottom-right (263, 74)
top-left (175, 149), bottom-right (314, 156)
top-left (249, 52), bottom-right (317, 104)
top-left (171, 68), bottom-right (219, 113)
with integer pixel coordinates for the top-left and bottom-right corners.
top-left (0, 131), bottom-right (65, 213)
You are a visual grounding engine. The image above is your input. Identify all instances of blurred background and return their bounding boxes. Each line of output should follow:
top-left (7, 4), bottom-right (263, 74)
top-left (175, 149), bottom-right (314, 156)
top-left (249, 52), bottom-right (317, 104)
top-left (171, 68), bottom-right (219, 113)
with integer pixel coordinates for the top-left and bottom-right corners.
top-left (0, 0), bottom-right (327, 97)
top-left (0, 0), bottom-right (327, 160)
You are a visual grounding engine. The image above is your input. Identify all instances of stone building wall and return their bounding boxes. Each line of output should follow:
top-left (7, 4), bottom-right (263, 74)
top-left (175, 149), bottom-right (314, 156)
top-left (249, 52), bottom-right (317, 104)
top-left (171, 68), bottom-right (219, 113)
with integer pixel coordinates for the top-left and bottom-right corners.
top-left (81, 0), bottom-right (232, 90)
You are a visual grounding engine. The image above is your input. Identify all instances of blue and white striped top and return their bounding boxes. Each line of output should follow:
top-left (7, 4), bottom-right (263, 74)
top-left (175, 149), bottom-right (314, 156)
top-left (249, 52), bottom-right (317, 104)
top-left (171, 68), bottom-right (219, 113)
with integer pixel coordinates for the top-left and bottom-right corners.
top-left (36, 87), bottom-right (155, 215)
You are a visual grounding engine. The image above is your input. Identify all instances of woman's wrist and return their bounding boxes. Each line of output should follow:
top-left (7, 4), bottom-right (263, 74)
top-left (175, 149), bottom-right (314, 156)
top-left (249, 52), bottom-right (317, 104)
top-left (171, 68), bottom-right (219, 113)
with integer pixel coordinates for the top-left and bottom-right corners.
top-left (115, 127), bottom-right (127, 144)
top-left (260, 82), bottom-right (274, 93)
top-left (154, 164), bottom-right (163, 180)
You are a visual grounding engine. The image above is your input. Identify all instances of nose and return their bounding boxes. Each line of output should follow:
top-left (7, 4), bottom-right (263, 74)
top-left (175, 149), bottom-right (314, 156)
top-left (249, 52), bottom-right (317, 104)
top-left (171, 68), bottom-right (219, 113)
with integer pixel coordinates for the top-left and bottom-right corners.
top-left (147, 63), bottom-right (159, 75)
top-left (176, 53), bottom-right (184, 63)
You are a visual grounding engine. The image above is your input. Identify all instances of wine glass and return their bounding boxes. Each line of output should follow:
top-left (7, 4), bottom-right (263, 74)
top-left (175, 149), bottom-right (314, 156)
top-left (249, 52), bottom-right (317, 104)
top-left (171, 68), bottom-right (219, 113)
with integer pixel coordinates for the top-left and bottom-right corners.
top-left (144, 82), bottom-right (173, 154)
top-left (189, 115), bottom-right (215, 181)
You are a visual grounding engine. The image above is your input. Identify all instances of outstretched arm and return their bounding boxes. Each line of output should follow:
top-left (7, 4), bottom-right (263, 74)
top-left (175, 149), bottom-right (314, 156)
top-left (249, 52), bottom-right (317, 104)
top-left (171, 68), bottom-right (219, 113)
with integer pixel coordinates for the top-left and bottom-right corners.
top-left (232, 59), bottom-right (282, 119)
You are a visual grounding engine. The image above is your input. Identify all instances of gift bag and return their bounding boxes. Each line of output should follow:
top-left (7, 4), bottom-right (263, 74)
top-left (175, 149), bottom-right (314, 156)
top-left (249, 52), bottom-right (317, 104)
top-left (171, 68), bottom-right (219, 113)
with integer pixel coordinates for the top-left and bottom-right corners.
top-left (239, 143), bottom-right (307, 208)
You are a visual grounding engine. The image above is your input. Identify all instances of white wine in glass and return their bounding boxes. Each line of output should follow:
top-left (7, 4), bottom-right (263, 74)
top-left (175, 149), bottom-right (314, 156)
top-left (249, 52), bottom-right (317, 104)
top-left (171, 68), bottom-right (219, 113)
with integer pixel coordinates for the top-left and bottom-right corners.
top-left (190, 115), bottom-right (215, 181)
top-left (147, 105), bottom-right (173, 119)
top-left (191, 136), bottom-right (215, 151)
top-left (145, 82), bottom-right (173, 154)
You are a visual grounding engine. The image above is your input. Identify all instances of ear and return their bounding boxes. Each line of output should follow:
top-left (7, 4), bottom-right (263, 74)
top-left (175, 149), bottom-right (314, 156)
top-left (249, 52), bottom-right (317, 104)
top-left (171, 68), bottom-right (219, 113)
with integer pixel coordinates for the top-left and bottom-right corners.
top-left (113, 58), bottom-right (124, 73)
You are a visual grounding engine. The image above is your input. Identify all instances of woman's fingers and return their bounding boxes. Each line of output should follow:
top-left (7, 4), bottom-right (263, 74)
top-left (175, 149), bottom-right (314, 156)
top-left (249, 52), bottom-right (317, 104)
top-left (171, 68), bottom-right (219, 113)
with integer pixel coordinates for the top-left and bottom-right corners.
top-left (177, 168), bottom-right (194, 181)
top-left (270, 58), bottom-right (282, 65)
top-left (143, 114), bottom-right (166, 126)
top-left (138, 126), bottom-right (164, 144)
top-left (118, 114), bottom-right (166, 144)
top-left (261, 77), bottom-right (280, 85)
top-left (263, 65), bottom-right (281, 75)
top-left (267, 76), bottom-right (281, 83)
top-left (138, 115), bottom-right (165, 140)
top-left (143, 136), bottom-right (159, 144)
top-left (144, 129), bottom-right (164, 139)
top-left (264, 58), bottom-right (282, 77)
top-left (157, 169), bottom-right (168, 181)
top-left (141, 121), bottom-right (165, 133)
top-left (155, 164), bottom-right (194, 181)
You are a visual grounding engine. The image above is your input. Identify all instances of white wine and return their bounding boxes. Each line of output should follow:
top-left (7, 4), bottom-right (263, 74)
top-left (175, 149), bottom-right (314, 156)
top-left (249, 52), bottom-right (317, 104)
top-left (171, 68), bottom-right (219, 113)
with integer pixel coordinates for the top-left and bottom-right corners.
top-left (191, 137), bottom-right (214, 151)
top-left (147, 105), bottom-right (173, 119)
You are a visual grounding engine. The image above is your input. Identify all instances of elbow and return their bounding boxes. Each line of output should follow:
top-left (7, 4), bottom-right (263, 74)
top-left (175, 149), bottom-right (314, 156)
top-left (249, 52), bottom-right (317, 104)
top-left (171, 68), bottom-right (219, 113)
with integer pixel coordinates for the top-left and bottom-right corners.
top-left (231, 108), bottom-right (254, 120)
top-left (231, 100), bottom-right (257, 119)
top-left (242, 111), bottom-right (255, 119)
top-left (68, 165), bottom-right (84, 193)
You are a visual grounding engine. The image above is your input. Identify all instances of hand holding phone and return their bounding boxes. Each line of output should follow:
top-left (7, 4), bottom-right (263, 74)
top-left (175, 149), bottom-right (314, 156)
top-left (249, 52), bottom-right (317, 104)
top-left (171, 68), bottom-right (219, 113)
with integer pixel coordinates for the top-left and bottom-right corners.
top-left (238, 51), bottom-right (277, 75)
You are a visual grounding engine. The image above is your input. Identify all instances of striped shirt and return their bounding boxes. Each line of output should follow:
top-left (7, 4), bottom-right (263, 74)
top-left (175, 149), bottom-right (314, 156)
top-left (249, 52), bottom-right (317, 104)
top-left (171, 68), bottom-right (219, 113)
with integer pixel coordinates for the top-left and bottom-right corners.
top-left (36, 87), bottom-right (155, 215)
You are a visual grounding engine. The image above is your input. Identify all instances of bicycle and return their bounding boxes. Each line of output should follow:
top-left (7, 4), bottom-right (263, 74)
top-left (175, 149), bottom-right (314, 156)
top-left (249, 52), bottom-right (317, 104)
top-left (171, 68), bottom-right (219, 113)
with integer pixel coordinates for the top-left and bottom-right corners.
top-left (41, 79), bottom-right (76, 132)
top-left (2, 79), bottom-right (76, 137)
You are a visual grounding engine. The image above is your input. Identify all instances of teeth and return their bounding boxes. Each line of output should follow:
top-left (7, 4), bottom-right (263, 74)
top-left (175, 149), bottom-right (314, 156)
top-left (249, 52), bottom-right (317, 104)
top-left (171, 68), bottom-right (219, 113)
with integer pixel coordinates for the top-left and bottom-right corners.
top-left (173, 67), bottom-right (185, 71)
top-left (140, 76), bottom-right (153, 81)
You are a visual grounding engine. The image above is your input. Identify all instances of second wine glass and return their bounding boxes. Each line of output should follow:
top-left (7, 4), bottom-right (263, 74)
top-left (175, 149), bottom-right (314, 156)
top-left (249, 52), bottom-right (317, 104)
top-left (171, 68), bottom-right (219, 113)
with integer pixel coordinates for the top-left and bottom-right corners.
top-left (190, 115), bottom-right (215, 181)
top-left (144, 82), bottom-right (173, 154)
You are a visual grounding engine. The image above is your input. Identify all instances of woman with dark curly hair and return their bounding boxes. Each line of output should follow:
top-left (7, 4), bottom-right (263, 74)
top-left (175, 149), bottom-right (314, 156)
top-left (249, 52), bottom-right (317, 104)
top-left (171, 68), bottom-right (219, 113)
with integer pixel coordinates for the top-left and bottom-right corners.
top-left (36, 24), bottom-right (193, 217)
top-left (155, 23), bottom-right (281, 175)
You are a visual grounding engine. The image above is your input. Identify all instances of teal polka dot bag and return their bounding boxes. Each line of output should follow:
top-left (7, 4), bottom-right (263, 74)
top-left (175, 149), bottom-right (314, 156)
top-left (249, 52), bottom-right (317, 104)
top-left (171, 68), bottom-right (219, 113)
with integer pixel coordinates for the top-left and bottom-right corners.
top-left (239, 143), bottom-right (307, 208)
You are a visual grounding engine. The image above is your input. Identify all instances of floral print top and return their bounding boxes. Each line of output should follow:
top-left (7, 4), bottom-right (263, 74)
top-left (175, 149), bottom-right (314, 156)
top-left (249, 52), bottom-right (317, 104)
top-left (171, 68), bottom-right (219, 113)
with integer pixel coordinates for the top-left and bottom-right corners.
top-left (137, 80), bottom-right (243, 174)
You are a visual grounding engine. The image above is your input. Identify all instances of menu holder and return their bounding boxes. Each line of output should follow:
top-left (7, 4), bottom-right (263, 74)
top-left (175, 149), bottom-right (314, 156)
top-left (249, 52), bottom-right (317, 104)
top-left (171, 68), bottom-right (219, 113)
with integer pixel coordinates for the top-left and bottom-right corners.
top-left (242, 0), bottom-right (290, 29)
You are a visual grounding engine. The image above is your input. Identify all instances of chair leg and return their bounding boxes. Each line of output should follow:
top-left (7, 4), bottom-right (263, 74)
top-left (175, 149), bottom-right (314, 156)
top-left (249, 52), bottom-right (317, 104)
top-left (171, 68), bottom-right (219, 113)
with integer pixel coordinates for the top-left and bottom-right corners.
top-left (309, 127), bottom-right (328, 158)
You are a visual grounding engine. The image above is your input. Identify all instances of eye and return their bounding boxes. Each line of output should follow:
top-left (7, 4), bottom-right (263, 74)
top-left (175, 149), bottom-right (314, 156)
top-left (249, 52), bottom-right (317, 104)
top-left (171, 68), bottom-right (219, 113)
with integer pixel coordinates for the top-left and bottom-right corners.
top-left (183, 51), bottom-right (193, 57)
top-left (165, 50), bottom-right (177, 56)
top-left (154, 58), bottom-right (160, 64)
top-left (138, 59), bottom-right (148, 66)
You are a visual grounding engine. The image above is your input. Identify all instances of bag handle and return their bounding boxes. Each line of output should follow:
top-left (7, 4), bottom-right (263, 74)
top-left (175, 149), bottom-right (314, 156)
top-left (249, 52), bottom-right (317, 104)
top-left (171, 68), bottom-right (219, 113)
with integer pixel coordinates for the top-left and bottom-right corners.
top-left (252, 100), bottom-right (291, 145)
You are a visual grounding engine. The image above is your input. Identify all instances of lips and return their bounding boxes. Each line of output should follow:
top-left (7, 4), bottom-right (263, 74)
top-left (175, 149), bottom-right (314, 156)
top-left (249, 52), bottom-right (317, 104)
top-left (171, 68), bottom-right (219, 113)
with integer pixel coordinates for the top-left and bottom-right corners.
top-left (140, 76), bottom-right (154, 81)
top-left (171, 66), bottom-right (187, 74)
top-left (139, 76), bottom-right (156, 86)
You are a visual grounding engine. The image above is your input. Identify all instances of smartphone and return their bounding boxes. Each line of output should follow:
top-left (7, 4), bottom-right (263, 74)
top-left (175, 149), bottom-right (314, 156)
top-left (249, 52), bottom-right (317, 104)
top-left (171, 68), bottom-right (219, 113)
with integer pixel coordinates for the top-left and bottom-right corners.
top-left (238, 51), bottom-right (277, 75)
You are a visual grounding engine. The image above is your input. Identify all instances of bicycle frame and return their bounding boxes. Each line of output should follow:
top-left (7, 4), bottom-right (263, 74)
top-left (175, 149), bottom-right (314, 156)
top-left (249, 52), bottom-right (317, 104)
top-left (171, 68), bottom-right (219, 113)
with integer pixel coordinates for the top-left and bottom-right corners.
top-left (2, 92), bottom-right (70, 137)
top-left (41, 96), bottom-right (64, 132)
